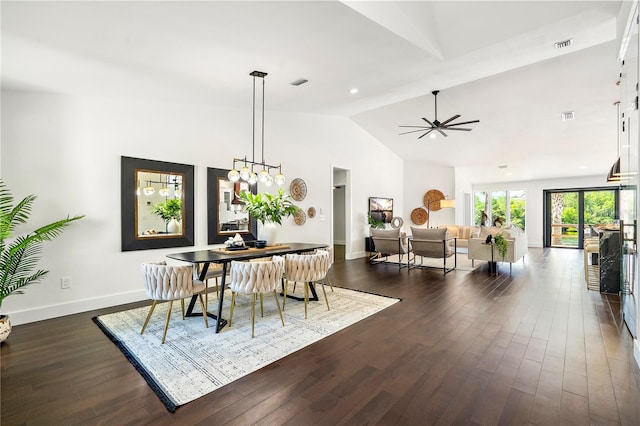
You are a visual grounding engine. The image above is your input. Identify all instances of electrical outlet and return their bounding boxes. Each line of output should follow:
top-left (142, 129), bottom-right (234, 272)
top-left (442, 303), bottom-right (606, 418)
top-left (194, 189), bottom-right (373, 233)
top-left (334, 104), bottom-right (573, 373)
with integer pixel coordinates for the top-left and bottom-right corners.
top-left (61, 277), bottom-right (71, 289)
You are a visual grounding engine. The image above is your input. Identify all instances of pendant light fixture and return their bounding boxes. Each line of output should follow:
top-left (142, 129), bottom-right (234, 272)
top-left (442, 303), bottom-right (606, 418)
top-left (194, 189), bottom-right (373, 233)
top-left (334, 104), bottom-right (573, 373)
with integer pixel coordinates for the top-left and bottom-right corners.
top-left (607, 101), bottom-right (621, 183)
top-left (228, 71), bottom-right (285, 186)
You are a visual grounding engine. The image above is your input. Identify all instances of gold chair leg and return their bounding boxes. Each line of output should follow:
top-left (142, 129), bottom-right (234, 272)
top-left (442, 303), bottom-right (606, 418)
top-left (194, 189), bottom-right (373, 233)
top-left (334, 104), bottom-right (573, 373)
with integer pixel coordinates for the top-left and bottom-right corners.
top-left (162, 300), bottom-right (173, 344)
top-left (273, 290), bottom-right (285, 326)
top-left (229, 292), bottom-right (236, 327)
top-left (320, 281), bottom-right (330, 311)
top-left (304, 282), bottom-right (309, 319)
top-left (198, 294), bottom-right (209, 328)
top-left (180, 299), bottom-right (185, 320)
top-left (326, 274), bottom-right (335, 292)
top-left (260, 293), bottom-right (264, 317)
top-left (251, 293), bottom-right (256, 338)
top-left (141, 300), bottom-right (157, 334)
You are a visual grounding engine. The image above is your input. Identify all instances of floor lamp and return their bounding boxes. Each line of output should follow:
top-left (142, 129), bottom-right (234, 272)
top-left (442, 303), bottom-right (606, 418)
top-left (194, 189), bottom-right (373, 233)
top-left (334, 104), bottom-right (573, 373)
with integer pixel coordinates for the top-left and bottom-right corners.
top-left (426, 198), bottom-right (455, 228)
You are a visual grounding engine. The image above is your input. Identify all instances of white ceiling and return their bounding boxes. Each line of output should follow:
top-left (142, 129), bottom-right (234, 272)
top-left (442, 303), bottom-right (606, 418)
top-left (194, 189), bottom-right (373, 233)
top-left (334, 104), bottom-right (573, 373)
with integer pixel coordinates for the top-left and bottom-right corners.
top-left (1, 1), bottom-right (626, 183)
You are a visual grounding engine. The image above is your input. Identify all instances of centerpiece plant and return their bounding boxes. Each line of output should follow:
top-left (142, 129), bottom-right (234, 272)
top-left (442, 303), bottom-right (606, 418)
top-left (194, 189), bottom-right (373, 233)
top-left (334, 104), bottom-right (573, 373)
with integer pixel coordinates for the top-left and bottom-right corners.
top-left (150, 198), bottom-right (182, 222)
top-left (238, 189), bottom-right (299, 225)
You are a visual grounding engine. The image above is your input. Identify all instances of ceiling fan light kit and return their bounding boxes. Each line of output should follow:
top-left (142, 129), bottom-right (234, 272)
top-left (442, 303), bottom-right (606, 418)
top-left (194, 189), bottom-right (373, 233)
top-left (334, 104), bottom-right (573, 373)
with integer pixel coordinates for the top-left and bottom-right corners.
top-left (399, 90), bottom-right (479, 139)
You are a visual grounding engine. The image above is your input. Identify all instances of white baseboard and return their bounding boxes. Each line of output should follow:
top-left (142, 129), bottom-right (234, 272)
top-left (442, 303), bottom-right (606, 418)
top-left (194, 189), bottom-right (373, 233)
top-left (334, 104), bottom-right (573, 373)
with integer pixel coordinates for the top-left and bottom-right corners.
top-left (635, 339), bottom-right (640, 371)
top-left (347, 251), bottom-right (368, 260)
top-left (6, 289), bottom-right (148, 326)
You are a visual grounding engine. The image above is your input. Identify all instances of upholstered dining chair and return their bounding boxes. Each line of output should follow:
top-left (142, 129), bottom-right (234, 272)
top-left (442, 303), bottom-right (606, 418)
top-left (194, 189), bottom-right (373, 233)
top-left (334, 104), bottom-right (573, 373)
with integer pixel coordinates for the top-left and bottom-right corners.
top-left (227, 256), bottom-right (285, 337)
top-left (140, 261), bottom-right (209, 344)
top-left (283, 249), bottom-right (331, 319)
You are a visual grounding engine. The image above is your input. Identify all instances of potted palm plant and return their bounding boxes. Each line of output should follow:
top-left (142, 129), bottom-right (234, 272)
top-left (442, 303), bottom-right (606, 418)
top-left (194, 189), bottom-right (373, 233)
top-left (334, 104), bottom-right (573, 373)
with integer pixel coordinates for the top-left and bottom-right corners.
top-left (0, 179), bottom-right (84, 342)
top-left (238, 188), bottom-right (299, 245)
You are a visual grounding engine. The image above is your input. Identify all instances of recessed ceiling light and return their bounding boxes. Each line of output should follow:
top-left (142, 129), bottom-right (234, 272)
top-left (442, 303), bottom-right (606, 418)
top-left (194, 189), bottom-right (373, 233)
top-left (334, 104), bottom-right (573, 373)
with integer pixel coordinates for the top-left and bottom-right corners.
top-left (350, 88), bottom-right (358, 94)
top-left (506, 172), bottom-right (513, 176)
top-left (579, 165), bottom-right (587, 169)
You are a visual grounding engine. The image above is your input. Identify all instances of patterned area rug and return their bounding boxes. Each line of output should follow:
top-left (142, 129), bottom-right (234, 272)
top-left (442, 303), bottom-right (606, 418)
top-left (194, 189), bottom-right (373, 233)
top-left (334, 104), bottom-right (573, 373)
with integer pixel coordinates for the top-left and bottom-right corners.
top-left (93, 286), bottom-right (399, 412)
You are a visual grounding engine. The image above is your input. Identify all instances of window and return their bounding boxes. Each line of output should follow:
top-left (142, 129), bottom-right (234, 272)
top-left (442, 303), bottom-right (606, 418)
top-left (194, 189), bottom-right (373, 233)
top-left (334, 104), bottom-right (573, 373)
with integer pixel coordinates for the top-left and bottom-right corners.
top-left (474, 188), bottom-right (526, 230)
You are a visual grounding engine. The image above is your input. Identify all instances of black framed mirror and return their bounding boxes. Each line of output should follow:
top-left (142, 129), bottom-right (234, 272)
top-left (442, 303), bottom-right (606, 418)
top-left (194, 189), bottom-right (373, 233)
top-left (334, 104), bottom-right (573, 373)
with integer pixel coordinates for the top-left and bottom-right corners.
top-left (207, 167), bottom-right (257, 244)
top-left (121, 156), bottom-right (194, 251)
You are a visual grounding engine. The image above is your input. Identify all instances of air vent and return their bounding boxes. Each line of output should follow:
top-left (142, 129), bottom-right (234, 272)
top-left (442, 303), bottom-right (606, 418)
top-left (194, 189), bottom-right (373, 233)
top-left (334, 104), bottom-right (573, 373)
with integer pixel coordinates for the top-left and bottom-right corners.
top-left (554, 38), bottom-right (574, 49)
top-left (291, 79), bottom-right (308, 86)
top-left (561, 111), bottom-right (575, 121)
top-left (498, 165), bottom-right (508, 169)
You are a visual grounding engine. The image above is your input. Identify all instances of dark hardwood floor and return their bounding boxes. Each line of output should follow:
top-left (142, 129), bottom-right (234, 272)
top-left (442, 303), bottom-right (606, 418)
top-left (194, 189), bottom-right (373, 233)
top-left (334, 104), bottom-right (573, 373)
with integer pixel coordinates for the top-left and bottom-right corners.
top-left (2, 248), bottom-right (640, 425)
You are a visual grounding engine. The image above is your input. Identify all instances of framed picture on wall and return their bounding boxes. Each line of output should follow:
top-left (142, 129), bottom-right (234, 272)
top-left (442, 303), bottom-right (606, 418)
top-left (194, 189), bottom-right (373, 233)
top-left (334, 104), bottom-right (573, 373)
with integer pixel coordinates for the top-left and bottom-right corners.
top-left (369, 197), bottom-right (393, 223)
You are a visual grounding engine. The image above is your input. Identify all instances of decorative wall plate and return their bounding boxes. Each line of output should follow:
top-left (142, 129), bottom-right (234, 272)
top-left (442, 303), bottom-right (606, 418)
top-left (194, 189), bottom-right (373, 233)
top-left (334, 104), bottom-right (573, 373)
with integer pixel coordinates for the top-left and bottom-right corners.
top-left (423, 189), bottom-right (445, 211)
top-left (307, 207), bottom-right (316, 218)
top-left (411, 207), bottom-right (428, 225)
top-left (290, 178), bottom-right (307, 201)
top-left (391, 216), bottom-right (404, 229)
top-left (294, 209), bottom-right (306, 225)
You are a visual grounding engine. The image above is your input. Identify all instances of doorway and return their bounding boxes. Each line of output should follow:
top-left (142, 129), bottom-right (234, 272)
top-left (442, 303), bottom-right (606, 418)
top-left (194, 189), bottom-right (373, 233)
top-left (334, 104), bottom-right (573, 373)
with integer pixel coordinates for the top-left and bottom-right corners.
top-left (544, 188), bottom-right (618, 248)
top-left (332, 167), bottom-right (349, 262)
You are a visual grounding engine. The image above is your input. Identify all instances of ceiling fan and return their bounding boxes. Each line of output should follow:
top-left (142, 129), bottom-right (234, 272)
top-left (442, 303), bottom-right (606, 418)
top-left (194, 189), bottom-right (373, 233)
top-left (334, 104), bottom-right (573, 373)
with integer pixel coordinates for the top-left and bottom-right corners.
top-left (399, 90), bottom-right (479, 138)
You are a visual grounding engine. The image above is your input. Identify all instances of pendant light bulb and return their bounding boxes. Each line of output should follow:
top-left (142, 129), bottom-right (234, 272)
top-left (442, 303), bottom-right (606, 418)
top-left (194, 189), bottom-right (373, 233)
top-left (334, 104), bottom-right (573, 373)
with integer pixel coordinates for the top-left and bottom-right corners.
top-left (265, 175), bottom-right (274, 187)
top-left (239, 165), bottom-right (251, 181)
top-left (275, 173), bottom-right (286, 186)
top-left (159, 187), bottom-right (170, 197)
top-left (258, 168), bottom-right (269, 183)
top-left (174, 188), bottom-right (182, 198)
top-left (228, 169), bottom-right (240, 182)
top-left (143, 186), bottom-right (155, 196)
top-left (248, 172), bottom-right (258, 185)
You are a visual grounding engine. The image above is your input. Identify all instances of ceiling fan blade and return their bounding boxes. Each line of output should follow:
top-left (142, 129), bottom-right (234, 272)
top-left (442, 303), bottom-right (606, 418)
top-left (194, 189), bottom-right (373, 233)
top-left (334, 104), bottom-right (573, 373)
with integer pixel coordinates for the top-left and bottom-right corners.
top-left (417, 129), bottom-right (434, 139)
top-left (421, 117), bottom-right (436, 127)
top-left (443, 127), bottom-right (473, 131)
top-left (399, 128), bottom-right (433, 135)
top-left (445, 119), bottom-right (480, 127)
top-left (436, 128), bottom-right (448, 137)
top-left (399, 125), bottom-right (431, 128)
top-left (439, 114), bottom-right (461, 126)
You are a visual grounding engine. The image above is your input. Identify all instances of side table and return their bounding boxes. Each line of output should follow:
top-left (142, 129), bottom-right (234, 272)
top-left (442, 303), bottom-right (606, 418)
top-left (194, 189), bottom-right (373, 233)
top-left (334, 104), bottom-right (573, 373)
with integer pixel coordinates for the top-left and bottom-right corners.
top-left (481, 242), bottom-right (498, 276)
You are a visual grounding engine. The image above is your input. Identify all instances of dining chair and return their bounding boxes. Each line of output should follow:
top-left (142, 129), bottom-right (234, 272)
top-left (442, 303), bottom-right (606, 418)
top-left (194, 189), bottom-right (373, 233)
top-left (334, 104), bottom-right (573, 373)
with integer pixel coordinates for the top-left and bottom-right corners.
top-left (283, 249), bottom-right (331, 318)
top-left (196, 263), bottom-right (225, 303)
top-left (140, 261), bottom-right (208, 344)
top-left (227, 256), bottom-right (285, 337)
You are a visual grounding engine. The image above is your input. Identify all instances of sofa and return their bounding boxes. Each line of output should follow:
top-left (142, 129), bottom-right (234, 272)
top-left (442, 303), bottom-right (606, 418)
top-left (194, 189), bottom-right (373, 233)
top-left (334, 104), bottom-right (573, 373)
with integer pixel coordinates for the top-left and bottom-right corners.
top-left (467, 225), bottom-right (528, 273)
top-left (439, 225), bottom-right (480, 248)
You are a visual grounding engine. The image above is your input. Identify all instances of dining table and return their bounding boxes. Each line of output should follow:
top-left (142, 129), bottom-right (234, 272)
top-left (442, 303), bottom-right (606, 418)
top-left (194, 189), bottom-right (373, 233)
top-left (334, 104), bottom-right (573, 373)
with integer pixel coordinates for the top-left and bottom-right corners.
top-left (167, 242), bottom-right (328, 333)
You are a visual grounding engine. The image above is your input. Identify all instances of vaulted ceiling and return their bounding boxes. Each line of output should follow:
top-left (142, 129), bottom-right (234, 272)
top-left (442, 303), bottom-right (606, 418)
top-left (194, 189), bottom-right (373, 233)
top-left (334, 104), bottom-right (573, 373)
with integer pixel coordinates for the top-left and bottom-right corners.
top-left (1, 1), bottom-right (625, 183)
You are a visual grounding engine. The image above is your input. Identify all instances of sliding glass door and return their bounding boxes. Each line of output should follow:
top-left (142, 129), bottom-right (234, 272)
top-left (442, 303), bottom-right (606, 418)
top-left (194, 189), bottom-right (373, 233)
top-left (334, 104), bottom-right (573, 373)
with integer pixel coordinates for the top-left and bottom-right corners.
top-left (545, 188), bottom-right (617, 248)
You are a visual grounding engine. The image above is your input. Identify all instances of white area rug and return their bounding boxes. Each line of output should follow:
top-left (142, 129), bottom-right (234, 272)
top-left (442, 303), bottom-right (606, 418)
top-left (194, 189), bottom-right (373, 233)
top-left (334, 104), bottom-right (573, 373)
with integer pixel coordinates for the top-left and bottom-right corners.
top-left (93, 286), bottom-right (399, 411)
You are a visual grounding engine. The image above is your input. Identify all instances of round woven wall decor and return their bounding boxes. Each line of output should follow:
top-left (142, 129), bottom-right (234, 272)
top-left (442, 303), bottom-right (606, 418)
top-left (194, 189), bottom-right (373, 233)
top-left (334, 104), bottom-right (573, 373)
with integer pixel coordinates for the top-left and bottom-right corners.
top-left (411, 207), bottom-right (428, 225)
top-left (293, 209), bottom-right (306, 226)
top-left (423, 189), bottom-right (445, 211)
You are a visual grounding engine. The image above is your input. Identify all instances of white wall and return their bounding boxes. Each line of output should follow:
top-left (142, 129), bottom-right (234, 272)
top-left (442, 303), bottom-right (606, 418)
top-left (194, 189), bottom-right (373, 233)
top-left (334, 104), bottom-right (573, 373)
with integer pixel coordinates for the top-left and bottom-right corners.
top-left (403, 160), bottom-right (455, 231)
top-left (1, 91), bottom-right (403, 324)
top-left (469, 174), bottom-right (619, 248)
